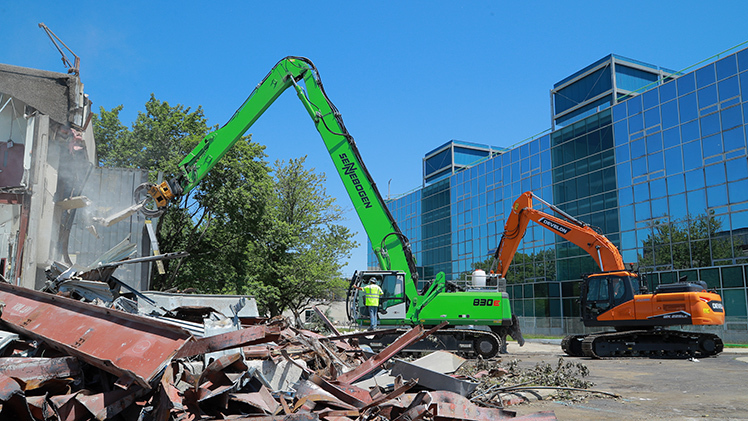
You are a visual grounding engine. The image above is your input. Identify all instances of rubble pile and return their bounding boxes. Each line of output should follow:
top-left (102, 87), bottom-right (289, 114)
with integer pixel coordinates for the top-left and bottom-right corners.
top-left (0, 242), bottom-right (560, 421)
top-left (0, 280), bottom-right (559, 420)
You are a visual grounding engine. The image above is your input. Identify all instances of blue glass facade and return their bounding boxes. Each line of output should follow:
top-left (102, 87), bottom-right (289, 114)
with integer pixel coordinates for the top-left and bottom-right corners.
top-left (369, 47), bottom-right (748, 337)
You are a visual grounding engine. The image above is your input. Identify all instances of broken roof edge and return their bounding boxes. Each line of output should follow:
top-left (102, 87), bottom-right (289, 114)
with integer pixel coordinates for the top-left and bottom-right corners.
top-left (0, 62), bottom-right (84, 128)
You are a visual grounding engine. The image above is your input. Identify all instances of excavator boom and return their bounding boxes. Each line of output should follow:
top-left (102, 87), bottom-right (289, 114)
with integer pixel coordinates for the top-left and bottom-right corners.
top-left (494, 191), bottom-right (625, 277)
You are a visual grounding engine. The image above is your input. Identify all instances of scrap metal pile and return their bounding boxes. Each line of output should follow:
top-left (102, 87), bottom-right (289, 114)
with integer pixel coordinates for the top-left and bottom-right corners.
top-left (0, 282), bottom-right (558, 421)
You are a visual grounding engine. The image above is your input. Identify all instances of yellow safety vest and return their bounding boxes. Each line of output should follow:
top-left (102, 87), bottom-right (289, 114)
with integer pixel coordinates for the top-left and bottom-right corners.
top-left (363, 284), bottom-right (383, 307)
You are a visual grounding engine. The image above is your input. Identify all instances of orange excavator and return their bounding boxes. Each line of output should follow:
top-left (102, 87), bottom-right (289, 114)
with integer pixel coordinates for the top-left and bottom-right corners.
top-left (491, 191), bottom-right (724, 358)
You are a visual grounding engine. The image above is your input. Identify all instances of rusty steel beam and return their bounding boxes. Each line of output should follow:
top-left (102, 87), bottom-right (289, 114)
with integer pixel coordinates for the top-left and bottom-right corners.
top-left (174, 325), bottom-right (279, 359)
top-left (323, 328), bottom-right (400, 341)
top-left (0, 357), bottom-right (80, 384)
top-left (0, 283), bottom-right (191, 389)
top-left (394, 390), bottom-right (535, 421)
top-left (336, 322), bottom-right (448, 384)
top-left (311, 305), bottom-right (341, 336)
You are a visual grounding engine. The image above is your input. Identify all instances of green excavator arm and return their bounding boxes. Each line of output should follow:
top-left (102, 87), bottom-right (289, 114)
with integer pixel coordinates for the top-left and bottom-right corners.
top-left (140, 56), bottom-right (422, 317)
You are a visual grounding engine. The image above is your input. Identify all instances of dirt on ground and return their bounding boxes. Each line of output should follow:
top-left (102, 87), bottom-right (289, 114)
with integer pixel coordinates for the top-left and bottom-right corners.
top-left (494, 340), bottom-right (748, 421)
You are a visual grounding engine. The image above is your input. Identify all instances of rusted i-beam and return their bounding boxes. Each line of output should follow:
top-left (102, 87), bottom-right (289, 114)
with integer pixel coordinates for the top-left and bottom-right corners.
top-left (336, 322), bottom-right (448, 384)
top-left (0, 283), bottom-right (191, 389)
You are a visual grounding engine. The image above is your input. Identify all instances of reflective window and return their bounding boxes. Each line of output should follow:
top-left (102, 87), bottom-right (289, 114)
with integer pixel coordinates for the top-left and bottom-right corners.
top-left (678, 93), bottom-right (698, 123)
top-left (646, 132), bottom-right (662, 153)
top-left (700, 112), bottom-right (720, 138)
top-left (726, 158), bottom-right (748, 182)
top-left (685, 169), bottom-right (705, 190)
top-left (677, 73), bottom-right (696, 95)
top-left (661, 100), bottom-right (678, 129)
top-left (635, 201), bottom-right (651, 220)
top-left (650, 178), bottom-right (667, 199)
top-left (668, 174), bottom-right (685, 195)
top-left (629, 113), bottom-right (643, 134)
top-left (687, 189), bottom-right (706, 214)
top-left (702, 133), bottom-right (722, 157)
top-left (697, 85), bottom-right (718, 109)
top-left (721, 105), bottom-right (743, 131)
top-left (704, 163), bottom-right (726, 186)
top-left (682, 140), bottom-right (703, 171)
top-left (652, 197), bottom-right (668, 217)
top-left (663, 127), bottom-right (680, 148)
top-left (665, 146), bottom-right (683, 174)
top-left (615, 144), bottom-right (630, 162)
top-left (729, 179), bottom-right (748, 203)
top-left (739, 48), bottom-right (748, 72)
top-left (632, 156), bottom-right (647, 178)
top-left (621, 230), bottom-right (636, 248)
top-left (732, 210), bottom-right (748, 231)
top-left (630, 138), bottom-right (645, 159)
top-left (741, 71), bottom-right (748, 102)
top-left (660, 80), bottom-right (677, 102)
top-left (681, 120), bottom-right (699, 143)
top-left (696, 64), bottom-right (716, 88)
top-left (644, 107), bottom-right (660, 128)
top-left (648, 152), bottom-right (664, 173)
top-left (669, 193), bottom-right (687, 219)
top-left (613, 103), bottom-right (627, 122)
top-left (614, 120), bottom-right (628, 145)
top-left (628, 95), bottom-right (643, 116)
top-left (643, 89), bottom-right (659, 110)
top-left (707, 184), bottom-right (728, 208)
top-left (620, 205), bottom-right (635, 230)
top-left (718, 76), bottom-right (739, 101)
top-left (619, 186), bottom-right (633, 204)
top-left (617, 162), bottom-right (631, 187)
top-left (633, 182), bottom-right (649, 202)
top-left (716, 55), bottom-right (738, 80)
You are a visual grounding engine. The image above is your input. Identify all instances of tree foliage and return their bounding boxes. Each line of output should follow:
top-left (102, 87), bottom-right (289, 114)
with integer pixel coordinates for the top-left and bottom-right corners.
top-left (248, 157), bottom-right (358, 321)
top-left (92, 96), bottom-right (357, 319)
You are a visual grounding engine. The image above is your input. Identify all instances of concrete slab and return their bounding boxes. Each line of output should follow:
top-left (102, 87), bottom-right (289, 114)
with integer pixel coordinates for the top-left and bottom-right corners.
top-left (410, 350), bottom-right (466, 374)
top-left (245, 358), bottom-right (307, 393)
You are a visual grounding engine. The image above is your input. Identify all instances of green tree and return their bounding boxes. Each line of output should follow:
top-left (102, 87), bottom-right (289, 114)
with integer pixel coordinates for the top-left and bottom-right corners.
top-left (93, 96), bottom-right (273, 293)
top-left (92, 97), bottom-right (357, 319)
top-left (248, 157), bottom-right (358, 322)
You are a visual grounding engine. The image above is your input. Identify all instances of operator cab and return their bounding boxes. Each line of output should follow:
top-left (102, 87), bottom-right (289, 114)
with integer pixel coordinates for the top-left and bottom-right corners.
top-left (352, 270), bottom-right (407, 322)
top-left (581, 272), bottom-right (639, 323)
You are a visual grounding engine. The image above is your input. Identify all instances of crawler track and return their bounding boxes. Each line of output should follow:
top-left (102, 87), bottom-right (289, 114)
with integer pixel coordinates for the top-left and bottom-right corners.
top-left (563, 329), bottom-right (723, 359)
top-left (357, 327), bottom-right (506, 358)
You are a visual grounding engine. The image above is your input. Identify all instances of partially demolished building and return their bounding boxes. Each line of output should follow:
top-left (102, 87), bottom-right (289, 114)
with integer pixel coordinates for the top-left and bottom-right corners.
top-left (0, 63), bottom-right (150, 290)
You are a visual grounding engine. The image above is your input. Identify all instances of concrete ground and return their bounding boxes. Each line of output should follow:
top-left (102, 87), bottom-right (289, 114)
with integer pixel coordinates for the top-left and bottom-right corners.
top-left (503, 340), bottom-right (748, 420)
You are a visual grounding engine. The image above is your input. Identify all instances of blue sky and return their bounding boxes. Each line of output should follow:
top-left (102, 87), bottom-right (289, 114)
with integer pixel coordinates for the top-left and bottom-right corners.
top-left (3, 1), bottom-right (748, 276)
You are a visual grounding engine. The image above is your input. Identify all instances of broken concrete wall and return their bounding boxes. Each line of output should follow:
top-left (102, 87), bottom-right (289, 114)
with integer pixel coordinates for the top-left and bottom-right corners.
top-left (0, 62), bottom-right (151, 290)
top-left (65, 167), bottom-right (151, 291)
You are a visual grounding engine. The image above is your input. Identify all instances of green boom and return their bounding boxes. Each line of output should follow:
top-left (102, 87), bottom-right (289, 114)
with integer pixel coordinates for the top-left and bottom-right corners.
top-left (173, 57), bottom-right (422, 317)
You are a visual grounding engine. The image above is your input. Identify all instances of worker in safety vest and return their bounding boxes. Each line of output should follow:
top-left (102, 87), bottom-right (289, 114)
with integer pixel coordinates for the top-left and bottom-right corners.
top-left (357, 277), bottom-right (384, 329)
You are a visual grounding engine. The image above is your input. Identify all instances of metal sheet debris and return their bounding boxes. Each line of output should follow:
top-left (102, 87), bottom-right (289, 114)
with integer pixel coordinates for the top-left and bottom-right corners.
top-left (390, 358), bottom-right (479, 396)
top-left (336, 322), bottom-right (448, 384)
top-left (0, 282), bottom-right (191, 389)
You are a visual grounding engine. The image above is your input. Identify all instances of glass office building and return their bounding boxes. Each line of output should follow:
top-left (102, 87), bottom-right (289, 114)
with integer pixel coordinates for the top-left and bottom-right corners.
top-left (369, 47), bottom-right (748, 340)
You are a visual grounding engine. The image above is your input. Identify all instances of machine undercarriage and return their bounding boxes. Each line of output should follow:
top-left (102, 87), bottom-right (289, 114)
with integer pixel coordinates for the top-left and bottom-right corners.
top-left (562, 328), bottom-right (723, 358)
